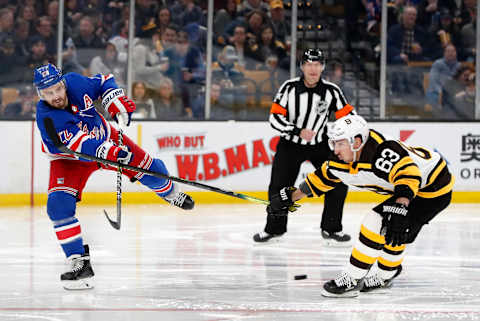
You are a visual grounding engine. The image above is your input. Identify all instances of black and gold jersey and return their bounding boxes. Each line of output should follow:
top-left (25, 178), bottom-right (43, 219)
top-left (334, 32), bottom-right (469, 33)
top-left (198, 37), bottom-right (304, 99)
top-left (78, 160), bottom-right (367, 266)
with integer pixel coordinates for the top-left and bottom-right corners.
top-left (304, 129), bottom-right (454, 200)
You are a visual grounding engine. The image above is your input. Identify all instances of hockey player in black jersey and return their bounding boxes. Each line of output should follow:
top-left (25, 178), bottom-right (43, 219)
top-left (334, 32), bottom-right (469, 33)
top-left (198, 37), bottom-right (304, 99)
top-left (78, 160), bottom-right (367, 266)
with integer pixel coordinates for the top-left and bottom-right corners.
top-left (268, 114), bottom-right (454, 297)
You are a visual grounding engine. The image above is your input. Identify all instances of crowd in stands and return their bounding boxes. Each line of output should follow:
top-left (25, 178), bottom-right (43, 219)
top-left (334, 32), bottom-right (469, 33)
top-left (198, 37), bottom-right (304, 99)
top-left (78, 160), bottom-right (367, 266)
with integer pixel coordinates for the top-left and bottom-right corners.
top-left (0, 0), bottom-right (476, 120)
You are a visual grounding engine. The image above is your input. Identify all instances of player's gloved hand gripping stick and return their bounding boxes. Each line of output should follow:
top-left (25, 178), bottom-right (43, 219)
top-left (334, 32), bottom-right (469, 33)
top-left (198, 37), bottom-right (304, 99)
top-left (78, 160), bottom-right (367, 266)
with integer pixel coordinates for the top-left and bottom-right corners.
top-left (43, 117), bottom-right (270, 209)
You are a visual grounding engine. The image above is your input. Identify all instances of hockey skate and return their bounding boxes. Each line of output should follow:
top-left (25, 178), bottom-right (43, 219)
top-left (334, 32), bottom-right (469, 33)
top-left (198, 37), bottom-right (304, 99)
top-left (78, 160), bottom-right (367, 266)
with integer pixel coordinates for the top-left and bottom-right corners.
top-left (253, 231), bottom-right (284, 243)
top-left (322, 271), bottom-right (363, 298)
top-left (163, 184), bottom-right (194, 210)
top-left (321, 230), bottom-right (351, 247)
top-left (61, 245), bottom-right (95, 290)
top-left (361, 265), bottom-right (402, 293)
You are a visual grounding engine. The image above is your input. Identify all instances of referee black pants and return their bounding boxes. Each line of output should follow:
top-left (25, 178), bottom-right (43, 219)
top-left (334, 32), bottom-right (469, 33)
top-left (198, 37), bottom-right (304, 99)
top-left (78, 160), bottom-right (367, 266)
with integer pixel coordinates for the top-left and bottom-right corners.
top-left (264, 138), bottom-right (348, 235)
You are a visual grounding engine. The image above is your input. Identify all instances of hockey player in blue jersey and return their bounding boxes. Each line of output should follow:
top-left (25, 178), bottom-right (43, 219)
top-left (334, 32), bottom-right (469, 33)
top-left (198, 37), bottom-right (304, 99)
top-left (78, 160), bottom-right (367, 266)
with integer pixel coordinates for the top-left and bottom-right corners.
top-left (34, 63), bottom-right (194, 290)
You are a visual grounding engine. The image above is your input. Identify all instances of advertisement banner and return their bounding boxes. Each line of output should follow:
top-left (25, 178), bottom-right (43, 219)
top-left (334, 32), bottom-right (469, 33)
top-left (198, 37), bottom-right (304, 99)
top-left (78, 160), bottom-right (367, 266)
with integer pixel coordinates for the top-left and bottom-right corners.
top-left (1, 121), bottom-right (479, 196)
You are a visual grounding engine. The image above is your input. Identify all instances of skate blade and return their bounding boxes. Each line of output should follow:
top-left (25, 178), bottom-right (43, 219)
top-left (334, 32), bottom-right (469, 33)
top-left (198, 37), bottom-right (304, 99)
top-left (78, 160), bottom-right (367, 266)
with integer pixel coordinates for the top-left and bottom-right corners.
top-left (321, 239), bottom-right (352, 248)
top-left (62, 277), bottom-right (95, 290)
top-left (321, 288), bottom-right (359, 298)
top-left (253, 237), bottom-right (284, 246)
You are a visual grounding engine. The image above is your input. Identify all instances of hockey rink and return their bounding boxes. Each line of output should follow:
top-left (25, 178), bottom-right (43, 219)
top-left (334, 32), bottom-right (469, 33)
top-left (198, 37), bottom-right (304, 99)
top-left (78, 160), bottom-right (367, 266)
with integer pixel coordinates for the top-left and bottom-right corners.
top-left (0, 202), bottom-right (479, 321)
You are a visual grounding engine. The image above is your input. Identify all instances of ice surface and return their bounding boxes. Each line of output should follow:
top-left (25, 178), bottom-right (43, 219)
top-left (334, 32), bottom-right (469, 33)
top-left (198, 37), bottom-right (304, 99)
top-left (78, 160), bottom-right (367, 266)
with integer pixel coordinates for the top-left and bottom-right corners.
top-left (0, 202), bottom-right (479, 321)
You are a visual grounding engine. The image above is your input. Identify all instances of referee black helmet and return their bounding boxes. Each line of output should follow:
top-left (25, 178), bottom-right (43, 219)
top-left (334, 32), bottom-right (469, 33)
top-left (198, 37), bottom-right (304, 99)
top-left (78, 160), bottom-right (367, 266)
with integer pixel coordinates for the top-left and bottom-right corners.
top-left (301, 49), bottom-right (326, 65)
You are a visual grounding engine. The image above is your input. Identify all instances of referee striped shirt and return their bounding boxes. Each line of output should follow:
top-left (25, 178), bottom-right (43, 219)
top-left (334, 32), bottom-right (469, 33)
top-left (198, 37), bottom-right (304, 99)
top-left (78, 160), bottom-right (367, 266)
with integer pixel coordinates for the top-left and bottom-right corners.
top-left (269, 76), bottom-right (355, 145)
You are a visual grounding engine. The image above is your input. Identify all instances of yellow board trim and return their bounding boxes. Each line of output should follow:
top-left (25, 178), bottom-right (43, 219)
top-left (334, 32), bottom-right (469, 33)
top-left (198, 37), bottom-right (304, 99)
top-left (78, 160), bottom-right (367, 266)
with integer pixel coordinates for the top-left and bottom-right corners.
top-left (0, 189), bottom-right (479, 207)
top-left (351, 247), bottom-right (377, 265)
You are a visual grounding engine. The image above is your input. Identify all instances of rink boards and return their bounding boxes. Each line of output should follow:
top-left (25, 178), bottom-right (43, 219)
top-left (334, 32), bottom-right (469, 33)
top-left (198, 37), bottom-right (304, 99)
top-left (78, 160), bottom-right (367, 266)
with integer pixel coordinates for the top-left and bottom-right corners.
top-left (0, 120), bottom-right (479, 206)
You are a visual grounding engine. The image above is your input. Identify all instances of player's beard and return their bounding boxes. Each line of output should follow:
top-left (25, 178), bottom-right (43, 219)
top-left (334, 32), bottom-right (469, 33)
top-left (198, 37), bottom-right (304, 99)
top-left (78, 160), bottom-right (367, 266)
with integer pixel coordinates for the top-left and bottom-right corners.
top-left (50, 96), bottom-right (67, 109)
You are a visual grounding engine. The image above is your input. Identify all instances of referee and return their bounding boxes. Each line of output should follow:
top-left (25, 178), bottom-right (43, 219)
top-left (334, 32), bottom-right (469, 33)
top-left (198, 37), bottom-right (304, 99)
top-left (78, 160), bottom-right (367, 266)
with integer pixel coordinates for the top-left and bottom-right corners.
top-left (253, 49), bottom-right (354, 244)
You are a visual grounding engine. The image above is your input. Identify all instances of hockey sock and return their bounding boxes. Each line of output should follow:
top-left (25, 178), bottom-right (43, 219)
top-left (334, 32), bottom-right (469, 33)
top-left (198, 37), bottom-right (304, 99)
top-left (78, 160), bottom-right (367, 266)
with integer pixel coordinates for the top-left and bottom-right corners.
top-left (138, 158), bottom-right (174, 198)
top-left (378, 243), bottom-right (405, 279)
top-left (347, 211), bottom-right (385, 279)
top-left (47, 192), bottom-right (84, 258)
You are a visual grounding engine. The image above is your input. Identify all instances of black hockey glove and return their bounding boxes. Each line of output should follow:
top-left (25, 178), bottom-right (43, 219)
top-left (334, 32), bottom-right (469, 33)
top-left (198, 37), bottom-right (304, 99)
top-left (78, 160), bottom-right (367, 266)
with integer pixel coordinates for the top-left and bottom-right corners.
top-left (270, 187), bottom-right (301, 213)
top-left (381, 203), bottom-right (409, 247)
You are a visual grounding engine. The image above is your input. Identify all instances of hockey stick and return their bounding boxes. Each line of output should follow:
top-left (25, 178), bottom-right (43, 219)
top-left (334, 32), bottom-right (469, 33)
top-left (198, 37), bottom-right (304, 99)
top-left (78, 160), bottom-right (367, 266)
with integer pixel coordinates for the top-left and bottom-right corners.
top-left (43, 117), bottom-right (270, 206)
top-left (103, 128), bottom-right (123, 230)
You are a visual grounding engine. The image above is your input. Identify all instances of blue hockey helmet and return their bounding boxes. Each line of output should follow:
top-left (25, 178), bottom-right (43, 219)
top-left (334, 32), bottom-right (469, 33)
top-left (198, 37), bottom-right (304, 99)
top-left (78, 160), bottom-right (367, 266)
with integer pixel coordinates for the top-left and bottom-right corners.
top-left (33, 63), bottom-right (64, 90)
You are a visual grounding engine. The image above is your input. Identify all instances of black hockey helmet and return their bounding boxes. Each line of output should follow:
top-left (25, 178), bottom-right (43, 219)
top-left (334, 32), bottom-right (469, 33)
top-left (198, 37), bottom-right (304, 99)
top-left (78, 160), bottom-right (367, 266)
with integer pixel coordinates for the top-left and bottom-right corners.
top-left (301, 48), bottom-right (326, 65)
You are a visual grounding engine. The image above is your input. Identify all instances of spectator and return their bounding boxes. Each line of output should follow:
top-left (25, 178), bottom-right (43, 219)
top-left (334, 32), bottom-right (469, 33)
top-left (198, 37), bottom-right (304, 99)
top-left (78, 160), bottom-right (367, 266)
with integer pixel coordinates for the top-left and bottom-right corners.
top-left (364, 0), bottom-right (381, 32)
top-left (244, 10), bottom-right (266, 47)
top-left (0, 36), bottom-right (26, 85)
top-left (269, 0), bottom-right (290, 42)
top-left (192, 83), bottom-right (235, 120)
top-left (223, 9), bottom-right (266, 50)
top-left (427, 8), bottom-right (461, 60)
top-left (132, 30), bottom-right (170, 90)
top-left (456, 0), bottom-right (476, 28)
top-left (324, 59), bottom-right (355, 102)
top-left (227, 24), bottom-right (261, 70)
top-left (184, 22), bottom-right (207, 54)
top-left (258, 54), bottom-right (289, 107)
top-left (451, 70), bottom-right (475, 119)
top-left (25, 36), bottom-right (53, 72)
top-left (17, 4), bottom-right (37, 35)
top-left (425, 44), bottom-right (460, 111)
top-left (102, 0), bottom-right (125, 29)
top-left (89, 42), bottom-right (126, 87)
top-left (31, 16), bottom-right (57, 57)
top-left (214, 0), bottom-right (238, 44)
top-left (135, 0), bottom-right (158, 38)
top-left (212, 45), bottom-right (247, 111)
top-left (65, 0), bottom-right (84, 30)
top-left (13, 18), bottom-right (31, 58)
top-left (459, 19), bottom-right (476, 62)
top-left (2, 85), bottom-right (36, 119)
top-left (387, 6), bottom-right (429, 64)
top-left (72, 16), bottom-right (107, 70)
top-left (171, 0), bottom-right (205, 27)
top-left (387, 6), bottom-right (428, 102)
top-left (156, 23), bottom-right (178, 53)
top-left (0, 8), bottom-right (14, 42)
top-left (255, 24), bottom-right (286, 68)
top-left (108, 20), bottom-right (129, 63)
top-left (237, 0), bottom-right (269, 16)
top-left (416, 0), bottom-right (457, 30)
top-left (164, 29), bottom-right (205, 111)
top-left (212, 45), bottom-right (245, 88)
top-left (442, 65), bottom-right (475, 119)
top-left (131, 81), bottom-right (156, 119)
top-left (153, 77), bottom-right (192, 120)
top-left (165, 30), bottom-right (204, 81)
top-left (155, 7), bottom-right (172, 37)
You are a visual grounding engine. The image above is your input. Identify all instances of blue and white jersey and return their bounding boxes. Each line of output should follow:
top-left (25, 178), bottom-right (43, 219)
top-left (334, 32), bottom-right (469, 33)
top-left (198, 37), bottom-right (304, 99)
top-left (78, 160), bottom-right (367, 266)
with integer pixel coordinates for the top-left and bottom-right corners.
top-left (36, 72), bottom-right (118, 160)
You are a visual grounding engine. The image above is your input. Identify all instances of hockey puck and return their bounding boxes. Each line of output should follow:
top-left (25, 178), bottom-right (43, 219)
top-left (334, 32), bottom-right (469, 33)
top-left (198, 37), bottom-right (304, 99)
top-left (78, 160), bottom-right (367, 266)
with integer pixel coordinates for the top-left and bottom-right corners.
top-left (294, 274), bottom-right (307, 280)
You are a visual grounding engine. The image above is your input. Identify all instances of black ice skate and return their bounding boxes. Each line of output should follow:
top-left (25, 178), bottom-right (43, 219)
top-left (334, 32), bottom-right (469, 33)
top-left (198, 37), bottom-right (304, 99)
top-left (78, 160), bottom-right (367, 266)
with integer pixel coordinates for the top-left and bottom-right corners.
top-left (253, 231), bottom-right (283, 243)
top-left (321, 230), bottom-right (351, 247)
top-left (163, 184), bottom-right (194, 210)
top-left (361, 265), bottom-right (403, 293)
top-left (321, 271), bottom-right (363, 298)
top-left (61, 245), bottom-right (95, 290)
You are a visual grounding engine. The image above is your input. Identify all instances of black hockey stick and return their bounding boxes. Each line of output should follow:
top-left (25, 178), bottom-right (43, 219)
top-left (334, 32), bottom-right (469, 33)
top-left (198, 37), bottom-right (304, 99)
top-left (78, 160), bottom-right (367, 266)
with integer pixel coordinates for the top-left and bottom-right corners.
top-left (43, 117), bottom-right (270, 206)
top-left (103, 128), bottom-right (123, 230)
